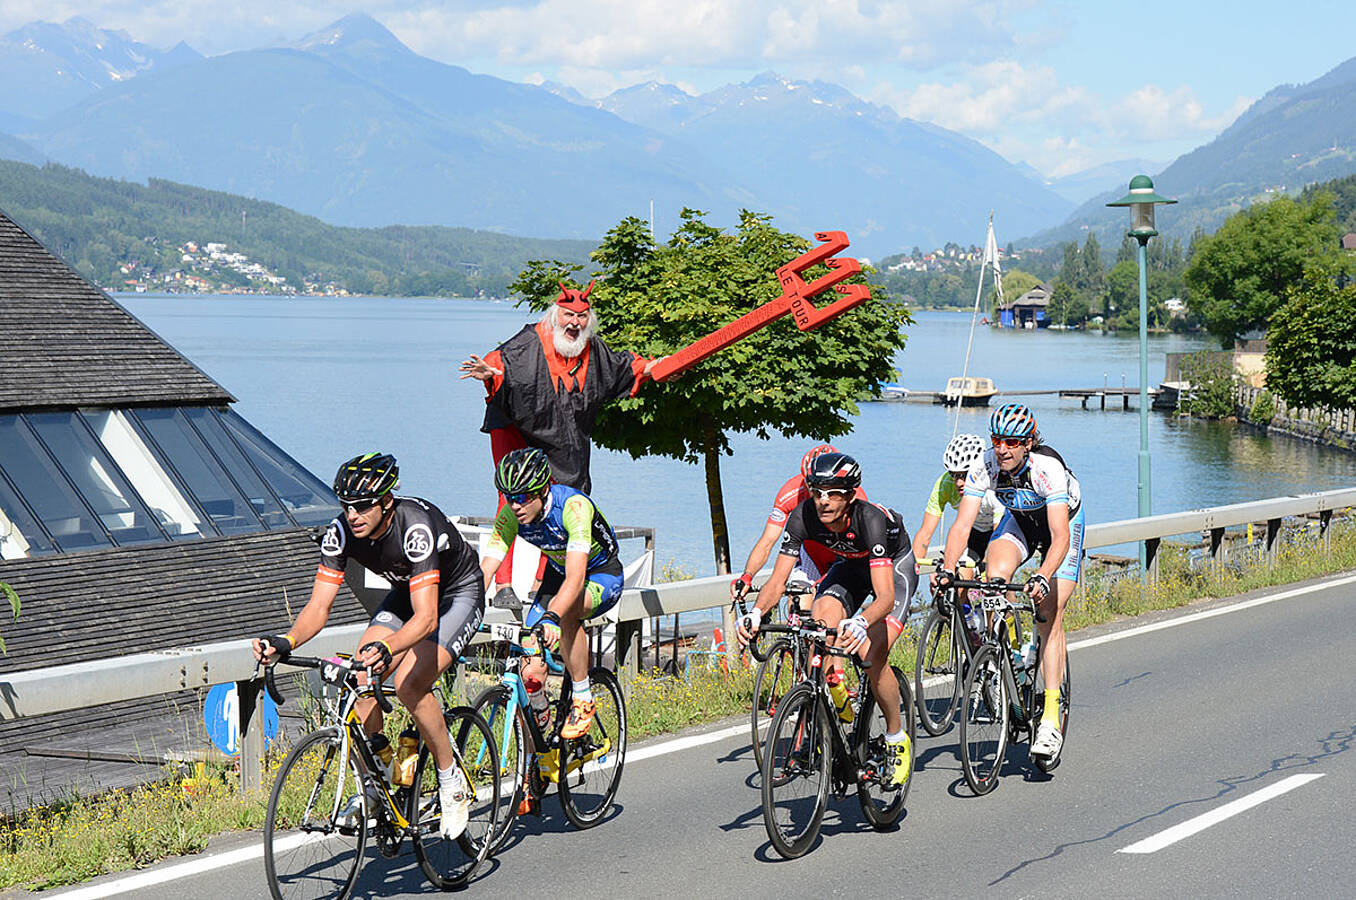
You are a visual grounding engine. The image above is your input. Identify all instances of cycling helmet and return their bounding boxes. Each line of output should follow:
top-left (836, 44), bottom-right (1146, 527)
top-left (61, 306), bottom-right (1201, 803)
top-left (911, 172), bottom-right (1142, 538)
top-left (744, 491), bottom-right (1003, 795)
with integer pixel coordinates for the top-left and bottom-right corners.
top-left (804, 451), bottom-right (862, 491)
top-left (494, 447), bottom-right (553, 497)
top-left (333, 452), bottom-right (399, 502)
top-left (943, 433), bottom-right (986, 471)
top-left (989, 403), bottom-right (1036, 438)
top-left (800, 443), bottom-right (839, 480)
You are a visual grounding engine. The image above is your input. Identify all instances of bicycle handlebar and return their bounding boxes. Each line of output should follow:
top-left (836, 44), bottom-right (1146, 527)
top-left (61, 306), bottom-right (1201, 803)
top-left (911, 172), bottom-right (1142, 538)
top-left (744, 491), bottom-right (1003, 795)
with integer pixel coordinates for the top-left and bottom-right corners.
top-left (262, 655), bottom-right (394, 714)
top-left (937, 577), bottom-right (1047, 624)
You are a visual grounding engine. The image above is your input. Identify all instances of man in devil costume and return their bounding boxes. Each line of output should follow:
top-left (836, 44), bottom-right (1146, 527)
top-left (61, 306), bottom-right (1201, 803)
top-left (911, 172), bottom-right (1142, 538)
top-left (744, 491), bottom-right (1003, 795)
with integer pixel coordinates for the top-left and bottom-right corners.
top-left (460, 280), bottom-right (661, 493)
top-left (460, 281), bottom-right (662, 598)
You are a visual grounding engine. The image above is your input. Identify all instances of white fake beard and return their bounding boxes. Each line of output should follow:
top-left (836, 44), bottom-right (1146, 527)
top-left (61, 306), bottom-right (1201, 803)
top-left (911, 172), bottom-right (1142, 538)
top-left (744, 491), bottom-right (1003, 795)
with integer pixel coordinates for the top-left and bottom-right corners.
top-left (549, 309), bottom-right (598, 358)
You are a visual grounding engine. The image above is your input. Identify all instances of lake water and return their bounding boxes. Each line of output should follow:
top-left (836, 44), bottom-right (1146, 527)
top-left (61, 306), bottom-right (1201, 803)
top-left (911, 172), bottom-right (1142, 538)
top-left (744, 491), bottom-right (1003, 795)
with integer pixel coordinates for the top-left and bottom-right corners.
top-left (121, 295), bottom-right (1356, 575)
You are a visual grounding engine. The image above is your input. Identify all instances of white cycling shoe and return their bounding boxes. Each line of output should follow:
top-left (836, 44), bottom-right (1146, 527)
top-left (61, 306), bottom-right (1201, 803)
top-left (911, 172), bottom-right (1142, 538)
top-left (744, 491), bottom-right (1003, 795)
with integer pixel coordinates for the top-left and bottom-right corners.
top-left (1030, 721), bottom-right (1064, 761)
top-left (438, 767), bottom-right (471, 840)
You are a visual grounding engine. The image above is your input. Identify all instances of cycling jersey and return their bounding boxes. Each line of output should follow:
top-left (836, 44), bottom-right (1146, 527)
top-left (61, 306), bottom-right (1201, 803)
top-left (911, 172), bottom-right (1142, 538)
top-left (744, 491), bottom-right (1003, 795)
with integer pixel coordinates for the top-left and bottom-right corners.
top-left (779, 498), bottom-right (917, 630)
top-left (925, 471), bottom-right (1001, 532)
top-left (963, 445), bottom-right (1082, 528)
top-left (317, 496), bottom-right (480, 603)
top-left (767, 474), bottom-right (869, 573)
top-left (484, 484), bottom-right (622, 576)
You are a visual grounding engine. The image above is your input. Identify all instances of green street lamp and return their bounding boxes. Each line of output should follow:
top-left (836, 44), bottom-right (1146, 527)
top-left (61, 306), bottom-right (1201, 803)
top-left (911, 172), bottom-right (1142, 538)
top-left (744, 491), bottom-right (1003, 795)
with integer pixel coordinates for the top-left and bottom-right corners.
top-left (1109, 175), bottom-right (1176, 572)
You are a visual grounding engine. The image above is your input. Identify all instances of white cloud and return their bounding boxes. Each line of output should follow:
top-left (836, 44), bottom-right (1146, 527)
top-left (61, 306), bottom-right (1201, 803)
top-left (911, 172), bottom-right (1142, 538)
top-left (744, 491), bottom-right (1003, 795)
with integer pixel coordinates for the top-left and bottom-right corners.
top-left (1111, 85), bottom-right (1253, 142)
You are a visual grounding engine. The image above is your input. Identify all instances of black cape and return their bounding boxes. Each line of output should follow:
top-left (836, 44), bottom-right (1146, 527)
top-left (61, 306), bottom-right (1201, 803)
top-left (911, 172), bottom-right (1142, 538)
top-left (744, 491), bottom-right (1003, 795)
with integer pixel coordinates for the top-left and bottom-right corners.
top-left (481, 324), bottom-right (641, 493)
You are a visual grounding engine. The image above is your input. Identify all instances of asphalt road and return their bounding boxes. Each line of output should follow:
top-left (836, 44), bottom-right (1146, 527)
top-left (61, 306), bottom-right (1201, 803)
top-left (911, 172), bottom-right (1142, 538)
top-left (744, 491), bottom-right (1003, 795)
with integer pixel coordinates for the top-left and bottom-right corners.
top-left (33, 573), bottom-right (1356, 899)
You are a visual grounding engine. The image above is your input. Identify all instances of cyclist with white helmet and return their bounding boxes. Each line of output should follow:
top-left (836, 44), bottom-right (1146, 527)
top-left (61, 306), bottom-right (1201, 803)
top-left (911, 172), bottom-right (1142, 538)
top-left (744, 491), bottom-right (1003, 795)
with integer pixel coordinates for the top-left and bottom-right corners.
top-left (910, 433), bottom-right (1002, 564)
top-left (935, 404), bottom-right (1083, 764)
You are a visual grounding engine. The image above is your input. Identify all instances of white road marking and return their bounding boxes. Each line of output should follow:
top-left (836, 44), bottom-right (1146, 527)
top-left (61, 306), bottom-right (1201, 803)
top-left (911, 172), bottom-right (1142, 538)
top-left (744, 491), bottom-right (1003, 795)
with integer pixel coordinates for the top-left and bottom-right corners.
top-left (46, 575), bottom-right (1352, 896)
top-left (1118, 773), bottom-right (1325, 854)
top-left (1068, 574), bottom-right (1356, 653)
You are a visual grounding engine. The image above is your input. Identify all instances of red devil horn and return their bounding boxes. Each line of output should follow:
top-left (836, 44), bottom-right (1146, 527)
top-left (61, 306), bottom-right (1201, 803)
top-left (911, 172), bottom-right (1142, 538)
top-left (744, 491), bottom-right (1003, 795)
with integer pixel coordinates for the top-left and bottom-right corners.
top-left (581, 280), bottom-right (595, 300)
top-left (558, 280), bottom-right (569, 294)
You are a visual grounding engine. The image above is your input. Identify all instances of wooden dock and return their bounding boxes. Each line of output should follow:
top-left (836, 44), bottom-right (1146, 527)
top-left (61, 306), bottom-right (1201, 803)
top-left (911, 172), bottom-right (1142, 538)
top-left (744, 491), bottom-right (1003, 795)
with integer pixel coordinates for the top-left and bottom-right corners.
top-left (873, 386), bottom-right (1159, 410)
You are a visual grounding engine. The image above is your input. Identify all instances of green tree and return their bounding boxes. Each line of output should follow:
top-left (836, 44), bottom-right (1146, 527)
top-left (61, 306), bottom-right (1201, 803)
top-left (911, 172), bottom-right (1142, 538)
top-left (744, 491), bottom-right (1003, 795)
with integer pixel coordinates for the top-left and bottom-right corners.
top-left (1184, 194), bottom-right (1344, 347)
top-left (509, 209), bottom-right (911, 572)
top-left (999, 269), bottom-right (1041, 302)
top-left (1178, 351), bottom-right (1238, 419)
top-left (0, 580), bottom-right (17, 654)
top-left (1264, 270), bottom-right (1356, 410)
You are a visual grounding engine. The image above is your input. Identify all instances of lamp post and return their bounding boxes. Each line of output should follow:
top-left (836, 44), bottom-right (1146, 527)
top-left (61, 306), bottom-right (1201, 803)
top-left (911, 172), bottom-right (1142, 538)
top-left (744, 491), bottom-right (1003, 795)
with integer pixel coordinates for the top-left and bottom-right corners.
top-left (1108, 175), bottom-right (1176, 572)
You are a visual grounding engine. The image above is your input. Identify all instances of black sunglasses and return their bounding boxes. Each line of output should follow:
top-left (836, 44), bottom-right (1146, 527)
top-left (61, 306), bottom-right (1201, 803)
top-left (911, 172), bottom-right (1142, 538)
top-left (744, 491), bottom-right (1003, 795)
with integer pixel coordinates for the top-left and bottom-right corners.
top-left (341, 498), bottom-right (383, 514)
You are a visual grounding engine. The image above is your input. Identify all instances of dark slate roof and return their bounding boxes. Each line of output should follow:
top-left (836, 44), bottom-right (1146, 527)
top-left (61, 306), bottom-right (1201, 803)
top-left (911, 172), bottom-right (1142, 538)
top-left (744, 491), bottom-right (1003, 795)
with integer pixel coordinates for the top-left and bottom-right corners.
top-left (0, 529), bottom-right (364, 674)
top-left (0, 208), bottom-right (233, 410)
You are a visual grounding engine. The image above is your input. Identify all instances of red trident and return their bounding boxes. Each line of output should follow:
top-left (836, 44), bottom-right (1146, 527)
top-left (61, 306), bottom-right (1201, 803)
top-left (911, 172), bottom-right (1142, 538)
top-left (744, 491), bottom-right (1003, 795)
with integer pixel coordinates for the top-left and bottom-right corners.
top-left (649, 230), bottom-right (871, 382)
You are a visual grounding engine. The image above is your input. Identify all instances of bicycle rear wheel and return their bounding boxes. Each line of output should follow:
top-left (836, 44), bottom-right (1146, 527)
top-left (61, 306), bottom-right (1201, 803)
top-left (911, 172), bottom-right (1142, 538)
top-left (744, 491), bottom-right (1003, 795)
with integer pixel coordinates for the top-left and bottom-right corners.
top-left (264, 729), bottom-right (366, 900)
top-left (470, 684), bottom-right (528, 855)
top-left (915, 610), bottom-right (961, 736)
top-left (1030, 649), bottom-right (1071, 774)
top-left (558, 667), bottom-right (627, 829)
top-left (411, 707), bottom-right (500, 889)
top-left (960, 646), bottom-right (1009, 796)
top-left (856, 664), bottom-right (913, 830)
top-left (761, 684), bottom-right (830, 859)
top-left (751, 638), bottom-right (798, 773)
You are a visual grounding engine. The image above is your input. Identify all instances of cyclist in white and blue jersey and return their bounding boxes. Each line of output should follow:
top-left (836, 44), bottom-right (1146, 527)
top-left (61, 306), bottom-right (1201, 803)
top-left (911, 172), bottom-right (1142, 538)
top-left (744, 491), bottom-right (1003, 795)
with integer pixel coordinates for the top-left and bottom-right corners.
top-left (935, 403), bottom-right (1083, 764)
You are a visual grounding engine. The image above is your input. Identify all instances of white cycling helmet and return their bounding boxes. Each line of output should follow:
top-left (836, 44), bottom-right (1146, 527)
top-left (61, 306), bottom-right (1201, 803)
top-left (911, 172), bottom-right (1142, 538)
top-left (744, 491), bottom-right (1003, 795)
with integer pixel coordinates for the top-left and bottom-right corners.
top-left (942, 433), bottom-right (985, 472)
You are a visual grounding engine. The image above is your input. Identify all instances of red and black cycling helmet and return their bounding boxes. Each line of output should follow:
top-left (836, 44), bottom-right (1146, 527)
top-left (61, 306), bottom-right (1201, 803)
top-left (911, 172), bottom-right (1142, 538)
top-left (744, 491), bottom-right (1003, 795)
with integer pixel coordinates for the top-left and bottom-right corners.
top-left (333, 452), bottom-right (399, 502)
top-left (804, 451), bottom-right (862, 491)
top-left (800, 443), bottom-right (839, 480)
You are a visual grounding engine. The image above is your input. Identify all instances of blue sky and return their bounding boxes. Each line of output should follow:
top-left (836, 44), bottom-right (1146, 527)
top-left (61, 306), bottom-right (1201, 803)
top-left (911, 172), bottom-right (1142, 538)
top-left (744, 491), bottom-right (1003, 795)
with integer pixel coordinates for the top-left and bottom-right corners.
top-left (3, 1), bottom-right (1351, 179)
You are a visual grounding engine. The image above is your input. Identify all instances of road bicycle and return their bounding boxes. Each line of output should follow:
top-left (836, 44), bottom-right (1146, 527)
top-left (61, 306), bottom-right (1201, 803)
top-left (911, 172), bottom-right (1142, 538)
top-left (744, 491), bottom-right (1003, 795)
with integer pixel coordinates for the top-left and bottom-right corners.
top-left (469, 620), bottom-right (627, 853)
top-left (744, 582), bottom-right (818, 773)
top-left (260, 653), bottom-right (500, 899)
top-left (759, 617), bottom-right (915, 859)
top-left (946, 576), bottom-right (1071, 795)
top-left (913, 555), bottom-right (987, 736)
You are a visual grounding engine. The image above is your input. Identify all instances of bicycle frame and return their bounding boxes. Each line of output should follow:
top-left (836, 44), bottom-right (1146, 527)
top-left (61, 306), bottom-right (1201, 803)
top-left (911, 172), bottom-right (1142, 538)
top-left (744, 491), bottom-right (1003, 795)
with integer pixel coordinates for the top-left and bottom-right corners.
top-left (950, 577), bottom-right (1042, 729)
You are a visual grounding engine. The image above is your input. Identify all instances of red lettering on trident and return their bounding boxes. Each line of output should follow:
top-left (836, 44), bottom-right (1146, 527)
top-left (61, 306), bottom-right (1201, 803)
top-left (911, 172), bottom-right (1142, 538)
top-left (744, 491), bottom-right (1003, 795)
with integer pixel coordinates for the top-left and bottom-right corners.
top-left (649, 230), bottom-right (871, 382)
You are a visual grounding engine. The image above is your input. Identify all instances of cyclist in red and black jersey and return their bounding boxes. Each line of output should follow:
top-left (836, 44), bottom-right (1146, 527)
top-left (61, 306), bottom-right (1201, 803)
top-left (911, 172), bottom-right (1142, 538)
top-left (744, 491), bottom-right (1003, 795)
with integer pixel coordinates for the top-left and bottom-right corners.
top-left (730, 443), bottom-right (868, 603)
top-left (253, 453), bottom-right (484, 839)
top-left (736, 452), bottom-right (918, 789)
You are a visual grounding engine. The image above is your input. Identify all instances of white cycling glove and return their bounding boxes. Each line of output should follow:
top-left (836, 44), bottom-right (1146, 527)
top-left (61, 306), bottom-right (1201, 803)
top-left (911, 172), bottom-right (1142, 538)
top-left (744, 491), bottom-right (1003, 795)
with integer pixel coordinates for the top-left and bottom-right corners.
top-left (738, 607), bottom-right (762, 634)
top-left (840, 615), bottom-right (869, 645)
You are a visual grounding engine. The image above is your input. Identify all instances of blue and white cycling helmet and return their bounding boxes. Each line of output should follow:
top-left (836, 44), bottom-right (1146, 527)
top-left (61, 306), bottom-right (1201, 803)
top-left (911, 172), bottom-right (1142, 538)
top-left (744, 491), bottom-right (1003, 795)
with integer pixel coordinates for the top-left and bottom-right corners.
top-left (942, 433), bottom-right (985, 471)
top-left (989, 403), bottom-right (1036, 438)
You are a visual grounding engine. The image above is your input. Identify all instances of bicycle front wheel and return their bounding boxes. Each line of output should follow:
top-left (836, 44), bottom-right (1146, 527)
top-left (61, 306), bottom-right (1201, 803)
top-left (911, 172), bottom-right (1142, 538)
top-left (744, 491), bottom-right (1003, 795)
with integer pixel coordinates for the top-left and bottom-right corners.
top-left (264, 729), bottom-right (366, 900)
top-left (411, 707), bottom-right (500, 890)
top-left (558, 667), bottom-right (627, 829)
top-left (751, 638), bottom-right (798, 773)
top-left (471, 684), bottom-right (529, 854)
top-left (915, 610), bottom-right (961, 736)
top-left (856, 664), bottom-right (913, 829)
top-left (1031, 649), bottom-right (1071, 774)
top-left (960, 645), bottom-right (1010, 796)
top-left (761, 684), bottom-right (830, 859)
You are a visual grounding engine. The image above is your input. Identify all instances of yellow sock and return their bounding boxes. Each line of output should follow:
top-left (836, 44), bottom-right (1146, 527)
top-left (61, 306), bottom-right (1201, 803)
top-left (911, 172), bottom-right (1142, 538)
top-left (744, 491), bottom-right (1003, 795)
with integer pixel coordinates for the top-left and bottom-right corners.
top-left (1041, 687), bottom-right (1061, 728)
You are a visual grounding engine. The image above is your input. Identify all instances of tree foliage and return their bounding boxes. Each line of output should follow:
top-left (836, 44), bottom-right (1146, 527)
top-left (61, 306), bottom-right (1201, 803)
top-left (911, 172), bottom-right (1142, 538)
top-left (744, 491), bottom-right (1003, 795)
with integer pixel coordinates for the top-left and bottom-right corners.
top-left (509, 209), bottom-right (911, 567)
top-left (1178, 351), bottom-right (1238, 419)
top-left (1184, 194), bottom-right (1343, 347)
top-left (1264, 270), bottom-right (1356, 410)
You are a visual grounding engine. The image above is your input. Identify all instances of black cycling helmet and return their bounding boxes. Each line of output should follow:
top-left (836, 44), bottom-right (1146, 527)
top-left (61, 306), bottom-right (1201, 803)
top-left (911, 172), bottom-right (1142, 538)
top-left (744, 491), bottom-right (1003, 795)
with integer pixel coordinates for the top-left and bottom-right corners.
top-left (804, 451), bottom-right (862, 491)
top-left (333, 452), bottom-right (399, 502)
top-left (495, 447), bottom-right (553, 497)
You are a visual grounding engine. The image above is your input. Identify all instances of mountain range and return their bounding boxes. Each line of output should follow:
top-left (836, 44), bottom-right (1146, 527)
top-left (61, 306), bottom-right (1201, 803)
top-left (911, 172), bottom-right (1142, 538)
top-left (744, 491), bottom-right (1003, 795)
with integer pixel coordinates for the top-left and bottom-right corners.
top-left (2, 13), bottom-right (1355, 256)
top-left (0, 14), bottom-right (1072, 256)
top-left (1027, 57), bottom-right (1356, 249)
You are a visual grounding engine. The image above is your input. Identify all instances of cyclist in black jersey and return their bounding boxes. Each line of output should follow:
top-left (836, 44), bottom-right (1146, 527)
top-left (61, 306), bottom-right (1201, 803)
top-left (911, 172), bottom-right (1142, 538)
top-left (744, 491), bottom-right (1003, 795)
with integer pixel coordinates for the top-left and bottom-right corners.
top-left (253, 453), bottom-right (485, 839)
top-left (735, 452), bottom-right (918, 789)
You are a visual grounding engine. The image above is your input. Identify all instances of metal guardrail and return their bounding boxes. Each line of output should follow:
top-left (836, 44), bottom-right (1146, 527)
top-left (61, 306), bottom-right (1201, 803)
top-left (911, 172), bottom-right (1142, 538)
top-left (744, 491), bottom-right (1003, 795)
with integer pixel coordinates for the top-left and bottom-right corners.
top-left (3, 486), bottom-right (1354, 789)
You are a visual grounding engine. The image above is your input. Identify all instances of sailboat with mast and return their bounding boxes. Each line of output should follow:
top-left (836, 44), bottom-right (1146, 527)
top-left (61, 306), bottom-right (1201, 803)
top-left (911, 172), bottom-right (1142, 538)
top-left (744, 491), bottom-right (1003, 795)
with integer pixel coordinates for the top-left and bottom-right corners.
top-left (940, 214), bottom-right (1002, 409)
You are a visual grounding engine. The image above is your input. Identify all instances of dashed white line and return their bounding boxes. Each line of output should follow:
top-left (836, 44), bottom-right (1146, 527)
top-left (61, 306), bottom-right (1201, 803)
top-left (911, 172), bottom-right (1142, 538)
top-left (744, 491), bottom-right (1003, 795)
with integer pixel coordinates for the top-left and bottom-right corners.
top-left (1117, 774), bottom-right (1325, 854)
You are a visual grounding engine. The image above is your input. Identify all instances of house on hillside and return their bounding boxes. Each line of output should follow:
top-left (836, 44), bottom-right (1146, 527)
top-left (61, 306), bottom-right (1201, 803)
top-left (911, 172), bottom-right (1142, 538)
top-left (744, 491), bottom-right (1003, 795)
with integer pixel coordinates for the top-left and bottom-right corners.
top-left (996, 283), bottom-right (1051, 329)
top-left (0, 209), bottom-right (363, 803)
top-left (1342, 233), bottom-right (1356, 252)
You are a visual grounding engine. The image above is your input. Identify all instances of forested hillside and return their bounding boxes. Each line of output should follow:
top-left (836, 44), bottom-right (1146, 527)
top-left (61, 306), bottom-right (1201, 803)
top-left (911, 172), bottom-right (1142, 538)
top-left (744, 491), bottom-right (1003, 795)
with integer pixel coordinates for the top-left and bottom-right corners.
top-left (0, 160), bottom-right (595, 296)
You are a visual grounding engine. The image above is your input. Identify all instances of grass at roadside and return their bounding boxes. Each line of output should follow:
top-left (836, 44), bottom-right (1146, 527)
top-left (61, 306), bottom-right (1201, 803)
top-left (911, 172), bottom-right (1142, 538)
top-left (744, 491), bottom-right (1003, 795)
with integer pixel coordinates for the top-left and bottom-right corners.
top-left (3, 517), bottom-right (1354, 891)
